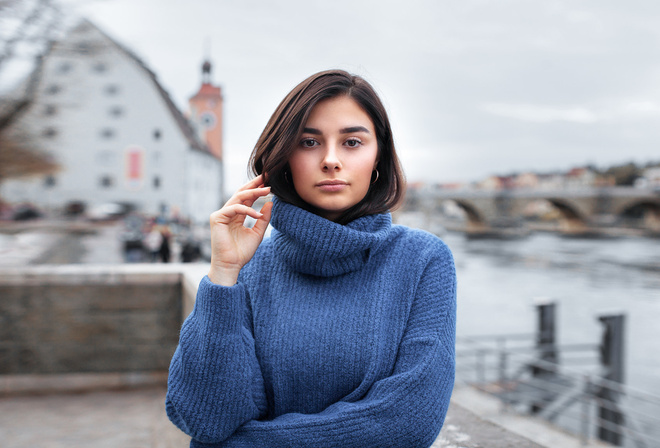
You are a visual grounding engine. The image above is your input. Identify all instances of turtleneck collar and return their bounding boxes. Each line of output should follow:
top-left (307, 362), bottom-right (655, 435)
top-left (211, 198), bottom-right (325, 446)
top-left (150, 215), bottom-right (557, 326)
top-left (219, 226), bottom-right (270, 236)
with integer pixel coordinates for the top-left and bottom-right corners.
top-left (269, 197), bottom-right (393, 277)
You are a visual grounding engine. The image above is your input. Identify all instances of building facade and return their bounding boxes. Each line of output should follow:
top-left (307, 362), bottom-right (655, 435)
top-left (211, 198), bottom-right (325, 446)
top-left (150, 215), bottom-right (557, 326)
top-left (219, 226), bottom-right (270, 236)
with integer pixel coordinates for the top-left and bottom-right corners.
top-left (1, 21), bottom-right (223, 224)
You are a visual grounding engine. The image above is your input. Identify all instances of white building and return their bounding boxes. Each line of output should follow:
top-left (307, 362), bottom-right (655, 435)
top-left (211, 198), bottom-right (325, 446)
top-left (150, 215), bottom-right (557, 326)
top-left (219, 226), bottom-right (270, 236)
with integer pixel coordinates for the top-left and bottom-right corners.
top-left (1, 21), bottom-right (223, 224)
top-left (635, 166), bottom-right (660, 189)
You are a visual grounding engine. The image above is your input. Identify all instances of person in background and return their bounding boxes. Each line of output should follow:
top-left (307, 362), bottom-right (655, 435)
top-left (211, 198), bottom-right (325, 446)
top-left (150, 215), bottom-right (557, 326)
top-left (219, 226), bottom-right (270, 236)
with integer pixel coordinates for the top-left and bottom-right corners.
top-left (159, 226), bottom-right (171, 263)
top-left (143, 225), bottom-right (162, 262)
top-left (166, 70), bottom-right (457, 447)
top-left (180, 236), bottom-right (201, 263)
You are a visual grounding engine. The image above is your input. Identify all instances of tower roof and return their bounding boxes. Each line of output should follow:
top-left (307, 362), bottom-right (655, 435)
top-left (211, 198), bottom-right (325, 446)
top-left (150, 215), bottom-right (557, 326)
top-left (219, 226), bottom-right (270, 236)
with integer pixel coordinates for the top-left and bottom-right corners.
top-left (190, 83), bottom-right (222, 101)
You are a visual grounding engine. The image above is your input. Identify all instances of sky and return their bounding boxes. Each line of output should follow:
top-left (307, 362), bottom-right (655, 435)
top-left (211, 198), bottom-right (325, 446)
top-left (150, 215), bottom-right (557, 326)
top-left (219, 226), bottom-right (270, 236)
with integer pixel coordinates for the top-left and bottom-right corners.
top-left (13, 1), bottom-right (660, 192)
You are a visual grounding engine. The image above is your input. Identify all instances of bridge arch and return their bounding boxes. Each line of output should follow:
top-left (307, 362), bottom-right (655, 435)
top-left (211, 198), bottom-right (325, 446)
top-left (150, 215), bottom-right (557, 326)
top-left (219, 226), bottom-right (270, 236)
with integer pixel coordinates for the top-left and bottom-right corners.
top-left (616, 200), bottom-right (660, 233)
top-left (543, 199), bottom-right (585, 221)
top-left (542, 199), bottom-right (589, 234)
top-left (452, 199), bottom-right (489, 233)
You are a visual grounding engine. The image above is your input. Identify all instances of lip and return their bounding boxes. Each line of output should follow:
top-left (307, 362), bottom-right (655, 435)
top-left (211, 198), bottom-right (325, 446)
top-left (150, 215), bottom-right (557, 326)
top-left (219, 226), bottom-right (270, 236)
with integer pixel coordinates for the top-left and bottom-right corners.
top-left (316, 179), bottom-right (348, 192)
top-left (316, 179), bottom-right (348, 186)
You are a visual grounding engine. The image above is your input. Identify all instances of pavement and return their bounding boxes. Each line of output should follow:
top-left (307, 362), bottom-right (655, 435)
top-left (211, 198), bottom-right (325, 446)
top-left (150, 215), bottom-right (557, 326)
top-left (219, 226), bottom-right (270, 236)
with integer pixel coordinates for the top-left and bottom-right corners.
top-left (450, 384), bottom-right (612, 448)
top-left (0, 387), bottom-right (188, 448)
top-left (0, 385), bottom-right (545, 448)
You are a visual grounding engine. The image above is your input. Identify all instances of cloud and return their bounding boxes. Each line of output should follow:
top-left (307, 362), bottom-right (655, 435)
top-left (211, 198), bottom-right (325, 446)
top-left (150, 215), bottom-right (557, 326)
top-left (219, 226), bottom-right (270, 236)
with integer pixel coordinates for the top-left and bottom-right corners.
top-left (479, 103), bottom-right (599, 124)
top-left (624, 101), bottom-right (660, 114)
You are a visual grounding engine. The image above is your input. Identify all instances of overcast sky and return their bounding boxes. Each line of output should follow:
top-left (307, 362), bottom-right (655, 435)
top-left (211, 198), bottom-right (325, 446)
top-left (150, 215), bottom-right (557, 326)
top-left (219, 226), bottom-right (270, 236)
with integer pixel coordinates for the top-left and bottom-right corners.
top-left (57, 0), bottom-right (660, 191)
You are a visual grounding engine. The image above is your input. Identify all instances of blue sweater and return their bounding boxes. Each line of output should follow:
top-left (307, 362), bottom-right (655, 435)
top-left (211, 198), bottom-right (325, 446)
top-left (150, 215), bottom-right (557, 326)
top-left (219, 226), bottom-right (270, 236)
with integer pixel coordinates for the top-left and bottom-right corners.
top-left (166, 197), bottom-right (457, 447)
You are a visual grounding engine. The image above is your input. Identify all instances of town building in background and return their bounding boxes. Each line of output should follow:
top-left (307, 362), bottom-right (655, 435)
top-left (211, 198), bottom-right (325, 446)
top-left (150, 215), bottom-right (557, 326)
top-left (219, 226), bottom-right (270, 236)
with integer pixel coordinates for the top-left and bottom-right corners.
top-left (636, 166), bottom-right (660, 189)
top-left (0, 20), bottom-right (223, 224)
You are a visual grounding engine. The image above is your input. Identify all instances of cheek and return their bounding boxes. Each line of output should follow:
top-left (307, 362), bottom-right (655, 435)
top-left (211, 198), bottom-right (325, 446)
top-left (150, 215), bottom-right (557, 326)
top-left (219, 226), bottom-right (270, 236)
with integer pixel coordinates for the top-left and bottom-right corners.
top-left (353, 150), bottom-right (379, 180)
top-left (288, 153), bottom-right (312, 183)
top-left (288, 152), bottom-right (318, 199)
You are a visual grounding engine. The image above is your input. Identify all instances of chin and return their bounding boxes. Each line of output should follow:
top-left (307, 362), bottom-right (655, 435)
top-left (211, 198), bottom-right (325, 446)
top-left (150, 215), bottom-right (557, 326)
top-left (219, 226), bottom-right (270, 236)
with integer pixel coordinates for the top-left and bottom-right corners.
top-left (308, 203), bottom-right (350, 221)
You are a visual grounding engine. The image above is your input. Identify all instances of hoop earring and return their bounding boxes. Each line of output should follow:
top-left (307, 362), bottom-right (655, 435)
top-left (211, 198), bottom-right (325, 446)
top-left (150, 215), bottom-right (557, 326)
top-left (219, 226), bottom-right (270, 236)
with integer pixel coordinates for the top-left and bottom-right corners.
top-left (371, 169), bottom-right (379, 185)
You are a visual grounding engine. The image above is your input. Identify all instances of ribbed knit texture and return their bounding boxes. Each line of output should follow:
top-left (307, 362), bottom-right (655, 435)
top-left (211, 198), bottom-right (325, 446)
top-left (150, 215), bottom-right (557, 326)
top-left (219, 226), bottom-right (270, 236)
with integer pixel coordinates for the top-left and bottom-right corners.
top-left (166, 197), bottom-right (457, 447)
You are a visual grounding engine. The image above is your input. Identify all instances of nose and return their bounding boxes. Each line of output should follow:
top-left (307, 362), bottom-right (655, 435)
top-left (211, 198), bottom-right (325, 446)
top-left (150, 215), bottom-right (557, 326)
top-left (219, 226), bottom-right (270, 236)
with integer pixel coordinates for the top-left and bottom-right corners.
top-left (321, 145), bottom-right (341, 171)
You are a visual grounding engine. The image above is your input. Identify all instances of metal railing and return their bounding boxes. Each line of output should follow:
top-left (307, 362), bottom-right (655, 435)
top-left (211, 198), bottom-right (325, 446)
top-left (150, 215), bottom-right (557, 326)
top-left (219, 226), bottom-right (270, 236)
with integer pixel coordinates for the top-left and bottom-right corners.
top-left (456, 333), bottom-right (660, 447)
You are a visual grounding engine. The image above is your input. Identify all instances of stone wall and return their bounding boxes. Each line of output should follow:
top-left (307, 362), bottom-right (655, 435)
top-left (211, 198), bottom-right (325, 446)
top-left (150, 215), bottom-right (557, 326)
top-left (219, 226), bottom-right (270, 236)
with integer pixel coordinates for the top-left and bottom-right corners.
top-left (0, 266), bottom-right (184, 375)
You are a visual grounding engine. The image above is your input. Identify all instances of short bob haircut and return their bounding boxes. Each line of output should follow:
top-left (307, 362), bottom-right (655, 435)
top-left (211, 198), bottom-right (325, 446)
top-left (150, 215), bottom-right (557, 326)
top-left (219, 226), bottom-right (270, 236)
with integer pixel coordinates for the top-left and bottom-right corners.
top-left (249, 69), bottom-right (405, 225)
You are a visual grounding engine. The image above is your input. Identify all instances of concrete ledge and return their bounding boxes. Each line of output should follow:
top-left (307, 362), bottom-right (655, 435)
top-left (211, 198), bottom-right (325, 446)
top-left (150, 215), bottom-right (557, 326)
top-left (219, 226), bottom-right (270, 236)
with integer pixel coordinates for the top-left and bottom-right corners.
top-left (0, 372), bottom-right (168, 396)
top-left (0, 263), bottom-right (183, 285)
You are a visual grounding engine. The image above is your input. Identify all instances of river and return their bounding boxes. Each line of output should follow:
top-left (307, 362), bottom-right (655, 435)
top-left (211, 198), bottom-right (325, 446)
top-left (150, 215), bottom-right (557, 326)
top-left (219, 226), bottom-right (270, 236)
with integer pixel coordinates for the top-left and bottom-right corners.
top-left (397, 212), bottom-right (660, 397)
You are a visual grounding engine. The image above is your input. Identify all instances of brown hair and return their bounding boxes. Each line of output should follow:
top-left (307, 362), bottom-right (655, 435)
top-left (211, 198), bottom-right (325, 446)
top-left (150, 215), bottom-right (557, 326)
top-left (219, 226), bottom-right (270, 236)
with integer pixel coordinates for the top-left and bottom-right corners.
top-left (249, 69), bottom-right (405, 224)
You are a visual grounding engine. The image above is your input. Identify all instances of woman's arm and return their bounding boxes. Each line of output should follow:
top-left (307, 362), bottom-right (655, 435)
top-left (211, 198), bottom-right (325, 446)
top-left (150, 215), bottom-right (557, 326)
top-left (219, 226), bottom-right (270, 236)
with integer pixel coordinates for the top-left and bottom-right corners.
top-left (166, 176), bottom-right (272, 443)
top-left (218, 242), bottom-right (457, 448)
top-left (166, 277), bottom-right (268, 443)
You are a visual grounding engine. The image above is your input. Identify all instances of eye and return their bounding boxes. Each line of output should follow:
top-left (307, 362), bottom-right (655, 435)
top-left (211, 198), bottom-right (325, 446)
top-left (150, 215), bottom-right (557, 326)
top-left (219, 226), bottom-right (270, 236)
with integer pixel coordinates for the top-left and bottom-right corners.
top-left (300, 138), bottom-right (319, 148)
top-left (345, 138), bottom-right (362, 148)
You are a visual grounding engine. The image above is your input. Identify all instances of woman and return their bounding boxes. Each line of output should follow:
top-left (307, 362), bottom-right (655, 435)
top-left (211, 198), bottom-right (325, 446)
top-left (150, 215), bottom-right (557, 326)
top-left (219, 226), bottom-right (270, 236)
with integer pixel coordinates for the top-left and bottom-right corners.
top-left (166, 70), bottom-right (457, 447)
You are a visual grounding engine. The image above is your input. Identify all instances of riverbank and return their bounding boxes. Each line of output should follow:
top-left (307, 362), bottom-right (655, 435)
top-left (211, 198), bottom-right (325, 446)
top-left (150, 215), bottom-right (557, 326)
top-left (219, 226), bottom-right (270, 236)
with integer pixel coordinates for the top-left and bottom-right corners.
top-left (439, 220), bottom-right (653, 239)
top-left (0, 219), bottom-right (191, 266)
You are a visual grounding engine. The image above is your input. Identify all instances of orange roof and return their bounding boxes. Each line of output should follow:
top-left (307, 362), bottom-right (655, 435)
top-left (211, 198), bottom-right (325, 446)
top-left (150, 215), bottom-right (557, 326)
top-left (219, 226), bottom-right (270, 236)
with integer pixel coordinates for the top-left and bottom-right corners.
top-left (190, 83), bottom-right (222, 100)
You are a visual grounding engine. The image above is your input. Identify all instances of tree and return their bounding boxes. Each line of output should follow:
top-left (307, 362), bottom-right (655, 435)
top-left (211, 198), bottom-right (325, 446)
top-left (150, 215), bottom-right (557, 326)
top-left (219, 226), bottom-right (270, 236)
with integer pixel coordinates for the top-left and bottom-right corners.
top-left (0, 0), bottom-right (61, 73)
top-left (605, 162), bottom-right (641, 186)
top-left (0, 0), bottom-right (61, 198)
top-left (0, 125), bottom-right (59, 186)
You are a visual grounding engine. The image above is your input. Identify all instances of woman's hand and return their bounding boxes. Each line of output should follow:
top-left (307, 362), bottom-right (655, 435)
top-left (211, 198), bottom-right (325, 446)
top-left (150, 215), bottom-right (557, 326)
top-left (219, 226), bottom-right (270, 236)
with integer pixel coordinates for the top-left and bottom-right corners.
top-left (207, 175), bottom-right (273, 286)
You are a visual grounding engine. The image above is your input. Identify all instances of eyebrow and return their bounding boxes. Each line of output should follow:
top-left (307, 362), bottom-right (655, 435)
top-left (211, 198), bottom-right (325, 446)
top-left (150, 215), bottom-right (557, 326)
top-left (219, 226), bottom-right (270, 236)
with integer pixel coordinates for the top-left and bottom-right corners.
top-left (302, 126), bottom-right (371, 135)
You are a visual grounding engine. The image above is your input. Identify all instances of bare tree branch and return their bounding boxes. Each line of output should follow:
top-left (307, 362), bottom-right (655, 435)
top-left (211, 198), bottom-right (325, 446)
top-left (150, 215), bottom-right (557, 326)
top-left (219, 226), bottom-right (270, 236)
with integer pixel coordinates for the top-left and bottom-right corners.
top-left (0, 125), bottom-right (59, 184)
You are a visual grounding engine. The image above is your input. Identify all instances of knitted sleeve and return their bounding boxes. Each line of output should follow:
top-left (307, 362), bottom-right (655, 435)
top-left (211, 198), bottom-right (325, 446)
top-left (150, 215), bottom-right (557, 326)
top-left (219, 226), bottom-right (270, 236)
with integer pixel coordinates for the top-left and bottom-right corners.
top-left (166, 276), bottom-right (267, 444)
top-left (217, 242), bottom-right (457, 448)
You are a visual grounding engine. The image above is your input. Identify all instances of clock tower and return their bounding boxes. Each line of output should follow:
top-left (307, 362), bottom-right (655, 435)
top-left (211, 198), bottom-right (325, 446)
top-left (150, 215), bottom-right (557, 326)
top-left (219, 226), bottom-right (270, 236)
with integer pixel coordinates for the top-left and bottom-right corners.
top-left (189, 60), bottom-right (224, 161)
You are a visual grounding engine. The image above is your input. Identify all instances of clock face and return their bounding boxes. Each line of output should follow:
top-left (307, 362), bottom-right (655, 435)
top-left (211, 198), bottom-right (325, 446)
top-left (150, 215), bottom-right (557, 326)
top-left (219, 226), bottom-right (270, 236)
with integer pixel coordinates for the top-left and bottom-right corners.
top-left (200, 111), bottom-right (217, 129)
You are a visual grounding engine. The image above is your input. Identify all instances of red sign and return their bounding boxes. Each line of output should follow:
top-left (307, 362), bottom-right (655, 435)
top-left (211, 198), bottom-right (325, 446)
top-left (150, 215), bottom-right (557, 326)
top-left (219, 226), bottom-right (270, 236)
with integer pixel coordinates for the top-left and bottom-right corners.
top-left (125, 146), bottom-right (144, 190)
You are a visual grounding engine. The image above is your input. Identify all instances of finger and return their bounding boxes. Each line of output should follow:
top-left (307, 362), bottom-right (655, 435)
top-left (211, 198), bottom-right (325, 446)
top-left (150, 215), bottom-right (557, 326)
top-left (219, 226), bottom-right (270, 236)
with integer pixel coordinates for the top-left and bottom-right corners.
top-left (236, 174), bottom-right (264, 192)
top-left (225, 186), bottom-right (271, 207)
top-left (212, 204), bottom-right (263, 224)
top-left (252, 200), bottom-right (273, 236)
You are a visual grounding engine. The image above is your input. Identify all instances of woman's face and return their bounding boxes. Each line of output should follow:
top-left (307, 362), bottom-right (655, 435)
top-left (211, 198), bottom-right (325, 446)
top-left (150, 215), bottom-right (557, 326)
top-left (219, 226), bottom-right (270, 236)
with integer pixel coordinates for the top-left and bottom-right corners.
top-left (288, 96), bottom-right (379, 221)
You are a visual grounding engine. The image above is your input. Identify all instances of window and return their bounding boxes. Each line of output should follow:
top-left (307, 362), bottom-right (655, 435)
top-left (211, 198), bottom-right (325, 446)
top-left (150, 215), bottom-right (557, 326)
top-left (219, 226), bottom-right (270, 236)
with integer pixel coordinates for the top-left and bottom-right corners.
top-left (99, 175), bottom-right (114, 188)
top-left (153, 129), bottom-right (162, 140)
top-left (44, 176), bottom-right (56, 188)
top-left (104, 84), bottom-right (119, 96)
top-left (153, 176), bottom-right (161, 189)
top-left (77, 41), bottom-right (92, 54)
top-left (45, 84), bottom-right (61, 95)
top-left (43, 105), bottom-right (57, 116)
top-left (100, 128), bottom-right (116, 139)
top-left (108, 106), bottom-right (124, 117)
top-left (92, 62), bottom-right (107, 73)
top-left (57, 62), bottom-right (72, 74)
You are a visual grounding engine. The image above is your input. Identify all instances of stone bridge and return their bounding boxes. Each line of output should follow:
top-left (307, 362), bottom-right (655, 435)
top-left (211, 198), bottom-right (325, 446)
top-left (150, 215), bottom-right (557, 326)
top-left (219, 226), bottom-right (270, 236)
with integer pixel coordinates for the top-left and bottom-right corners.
top-left (407, 187), bottom-right (660, 236)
